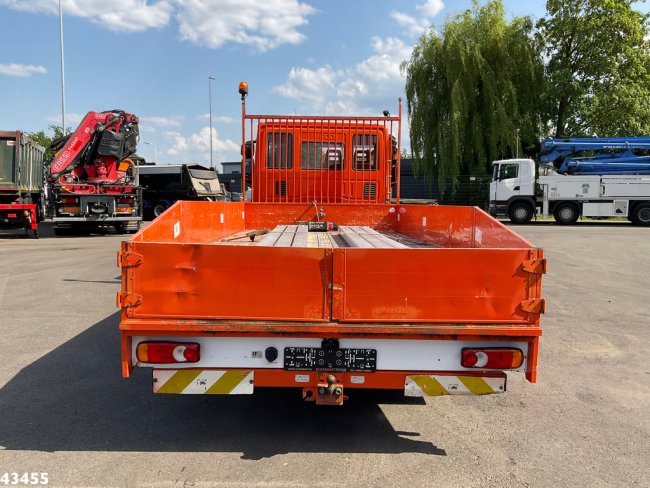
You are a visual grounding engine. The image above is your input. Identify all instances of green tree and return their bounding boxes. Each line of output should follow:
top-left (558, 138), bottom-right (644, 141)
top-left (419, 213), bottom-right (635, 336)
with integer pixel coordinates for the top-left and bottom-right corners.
top-left (538, 0), bottom-right (650, 137)
top-left (27, 125), bottom-right (69, 162)
top-left (402, 0), bottom-right (544, 190)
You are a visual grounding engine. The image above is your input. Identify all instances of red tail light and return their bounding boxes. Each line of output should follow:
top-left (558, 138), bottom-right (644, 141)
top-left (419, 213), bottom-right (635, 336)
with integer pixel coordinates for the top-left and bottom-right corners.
top-left (461, 348), bottom-right (524, 369)
top-left (136, 341), bottom-right (200, 363)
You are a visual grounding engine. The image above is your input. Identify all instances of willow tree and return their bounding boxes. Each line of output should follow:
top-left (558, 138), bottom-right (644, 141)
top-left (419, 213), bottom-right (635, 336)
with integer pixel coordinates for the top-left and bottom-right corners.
top-left (402, 0), bottom-right (544, 190)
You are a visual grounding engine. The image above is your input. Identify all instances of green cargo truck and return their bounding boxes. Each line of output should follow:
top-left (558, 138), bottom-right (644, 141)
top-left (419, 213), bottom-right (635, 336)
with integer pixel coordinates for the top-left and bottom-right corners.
top-left (0, 131), bottom-right (45, 237)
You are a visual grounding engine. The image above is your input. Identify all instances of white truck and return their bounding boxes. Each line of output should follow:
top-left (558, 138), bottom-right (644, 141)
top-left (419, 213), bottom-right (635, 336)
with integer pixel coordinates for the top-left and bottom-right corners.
top-left (489, 138), bottom-right (650, 225)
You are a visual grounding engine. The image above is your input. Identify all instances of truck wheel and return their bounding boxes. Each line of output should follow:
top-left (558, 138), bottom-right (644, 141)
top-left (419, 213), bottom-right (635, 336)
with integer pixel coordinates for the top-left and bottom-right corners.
top-left (553, 203), bottom-right (580, 225)
top-left (508, 202), bottom-right (534, 224)
top-left (630, 203), bottom-right (650, 226)
top-left (115, 222), bottom-right (128, 234)
top-left (152, 201), bottom-right (168, 218)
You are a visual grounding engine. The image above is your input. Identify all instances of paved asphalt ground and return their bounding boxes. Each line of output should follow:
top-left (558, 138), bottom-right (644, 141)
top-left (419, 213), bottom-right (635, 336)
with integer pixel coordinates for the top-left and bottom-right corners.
top-left (0, 221), bottom-right (648, 487)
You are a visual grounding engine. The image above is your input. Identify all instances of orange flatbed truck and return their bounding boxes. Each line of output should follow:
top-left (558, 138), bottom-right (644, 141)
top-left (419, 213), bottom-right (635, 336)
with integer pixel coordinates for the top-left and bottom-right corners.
top-left (118, 84), bottom-right (545, 405)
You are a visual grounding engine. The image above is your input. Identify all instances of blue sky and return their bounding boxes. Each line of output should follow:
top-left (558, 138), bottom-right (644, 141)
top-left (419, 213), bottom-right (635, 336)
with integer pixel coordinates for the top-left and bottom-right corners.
top-left (0, 0), bottom-right (616, 168)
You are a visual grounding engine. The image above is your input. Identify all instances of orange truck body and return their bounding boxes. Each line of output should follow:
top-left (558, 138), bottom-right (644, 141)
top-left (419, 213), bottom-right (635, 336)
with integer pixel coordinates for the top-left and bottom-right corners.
top-left (118, 94), bottom-right (544, 404)
top-left (118, 202), bottom-right (544, 403)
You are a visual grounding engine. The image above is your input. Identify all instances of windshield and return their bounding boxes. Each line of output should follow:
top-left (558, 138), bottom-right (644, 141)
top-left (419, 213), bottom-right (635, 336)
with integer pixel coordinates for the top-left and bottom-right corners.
top-left (492, 164), bottom-right (499, 181)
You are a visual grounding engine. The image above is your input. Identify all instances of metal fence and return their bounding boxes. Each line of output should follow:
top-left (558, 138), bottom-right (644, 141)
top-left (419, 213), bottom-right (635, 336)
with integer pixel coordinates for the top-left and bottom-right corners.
top-left (400, 159), bottom-right (491, 209)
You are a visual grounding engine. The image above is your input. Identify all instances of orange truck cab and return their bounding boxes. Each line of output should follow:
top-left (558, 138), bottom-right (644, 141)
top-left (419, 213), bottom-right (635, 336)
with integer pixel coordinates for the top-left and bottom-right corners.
top-left (117, 84), bottom-right (544, 405)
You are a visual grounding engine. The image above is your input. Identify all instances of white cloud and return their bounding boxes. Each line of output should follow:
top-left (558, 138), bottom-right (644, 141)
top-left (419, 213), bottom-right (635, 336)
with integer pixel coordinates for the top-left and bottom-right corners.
top-left (391, 0), bottom-right (443, 37)
top-left (164, 131), bottom-right (189, 156)
top-left (0, 63), bottom-right (47, 77)
top-left (215, 115), bottom-right (234, 124)
top-left (198, 113), bottom-right (235, 124)
top-left (140, 116), bottom-right (182, 127)
top-left (0, 0), bottom-right (172, 32)
top-left (164, 127), bottom-right (238, 163)
top-left (273, 66), bottom-right (337, 104)
top-left (272, 36), bottom-right (412, 115)
top-left (45, 112), bottom-right (84, 127)
top-left (176, 0), bottom-right (316, 51)
top-left (0, 0), bottom-right (315, 50)
top-left (390, 11), bottom-right (430, 37)
top-left (416, 0), bottom-right (444, 18)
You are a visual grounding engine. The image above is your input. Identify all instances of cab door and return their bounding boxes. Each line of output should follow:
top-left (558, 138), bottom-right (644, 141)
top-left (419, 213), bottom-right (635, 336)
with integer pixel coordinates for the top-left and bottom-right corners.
top-left (494, 162), bottom-right (521, 202)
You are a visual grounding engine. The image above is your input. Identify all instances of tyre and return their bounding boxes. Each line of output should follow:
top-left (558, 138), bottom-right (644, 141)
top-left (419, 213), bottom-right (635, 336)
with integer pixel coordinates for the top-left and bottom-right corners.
top-left (152, 201), bottom-right (168, 218)
top-left (553, 202), bottom-right (580, 225)
top-left (630, 203), bottom-right (650, 226)
top-left (508, 201), bottom-right (534, 224)
top-left (114, 222), bottom-right (128, 234)
top-left (36, 204), bottom-right (45, 222)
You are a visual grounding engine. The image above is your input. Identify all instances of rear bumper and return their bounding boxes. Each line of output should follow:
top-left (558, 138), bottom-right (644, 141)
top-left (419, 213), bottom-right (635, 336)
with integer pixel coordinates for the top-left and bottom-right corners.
top-left (151, 368), bottom-right (507, 397)
top-left (53, 216), bottom-right (142, 222)
top-left (0, 204), bottom-right (38, 230)
top-left (120, 320), bottom-right (541, 383)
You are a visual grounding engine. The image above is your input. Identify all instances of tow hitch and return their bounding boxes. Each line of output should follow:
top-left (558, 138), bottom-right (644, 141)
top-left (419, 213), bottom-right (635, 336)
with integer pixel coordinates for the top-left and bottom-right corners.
top-left (303, 373), bottom-right (345, 405)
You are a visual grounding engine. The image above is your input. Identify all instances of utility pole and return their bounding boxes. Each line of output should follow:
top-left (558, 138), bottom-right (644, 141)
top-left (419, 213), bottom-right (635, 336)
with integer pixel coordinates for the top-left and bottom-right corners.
top-left (143, 141), bottom-right (157, 164)
top-left (208, 76), bottom-right (215, 169)
top-left (516, 129), bottom-right (520, 159)
top-left (58, 0), bottom-right (66, 133)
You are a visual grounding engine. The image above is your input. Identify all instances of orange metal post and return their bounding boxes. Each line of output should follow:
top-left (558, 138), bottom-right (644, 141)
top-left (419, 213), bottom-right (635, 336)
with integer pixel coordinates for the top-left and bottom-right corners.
top-left (241, 92), bottom-right (246, 201)
top-left (396, 97), bottom-right (402, 204)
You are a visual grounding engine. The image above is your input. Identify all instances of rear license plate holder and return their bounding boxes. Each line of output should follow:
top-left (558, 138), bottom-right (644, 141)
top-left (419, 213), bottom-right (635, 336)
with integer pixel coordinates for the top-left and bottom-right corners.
top-left (284, 347), bottom-right (377, 372)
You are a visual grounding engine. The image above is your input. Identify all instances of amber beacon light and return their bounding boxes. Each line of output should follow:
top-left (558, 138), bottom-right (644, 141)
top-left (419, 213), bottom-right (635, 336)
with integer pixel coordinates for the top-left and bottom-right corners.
top-left (239, 81), bottom-right (248, 98)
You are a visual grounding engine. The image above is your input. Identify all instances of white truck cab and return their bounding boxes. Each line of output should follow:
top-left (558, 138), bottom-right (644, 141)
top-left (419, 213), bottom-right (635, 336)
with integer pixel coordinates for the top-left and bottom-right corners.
top-left (489, 159), bottom-right (537, 224)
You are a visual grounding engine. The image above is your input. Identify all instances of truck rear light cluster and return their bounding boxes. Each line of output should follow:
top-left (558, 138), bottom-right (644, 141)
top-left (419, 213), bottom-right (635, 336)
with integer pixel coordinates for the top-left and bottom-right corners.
top-left (60, 197), bottom-right (79, 203)
top-left (136, 341), bottom-right (200, 363)
top-left (461, 348), bottom-right (523, 369)
top-left (60, 206), bottom-right (81, 214)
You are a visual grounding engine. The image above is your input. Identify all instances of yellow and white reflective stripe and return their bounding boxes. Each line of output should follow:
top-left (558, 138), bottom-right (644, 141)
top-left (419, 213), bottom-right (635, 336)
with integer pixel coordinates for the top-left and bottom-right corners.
top-left (404, 375), bottom-right (505, 397)
top-left (153, 370), bottom-right (254, 394)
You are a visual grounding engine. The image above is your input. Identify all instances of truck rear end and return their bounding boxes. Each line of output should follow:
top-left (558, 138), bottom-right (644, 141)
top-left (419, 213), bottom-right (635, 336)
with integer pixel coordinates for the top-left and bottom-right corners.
top-left (47, 111), bottom-right (142, 235)
top-left (0, 131), bottom-right (44, 238)
top-left (118, 201), bottom-right (544, 405)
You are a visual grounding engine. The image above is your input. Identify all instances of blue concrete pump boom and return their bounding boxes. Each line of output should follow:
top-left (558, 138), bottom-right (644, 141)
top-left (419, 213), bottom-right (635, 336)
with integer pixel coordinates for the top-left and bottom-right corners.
top-left (540, 137), bottom-right (650, 175)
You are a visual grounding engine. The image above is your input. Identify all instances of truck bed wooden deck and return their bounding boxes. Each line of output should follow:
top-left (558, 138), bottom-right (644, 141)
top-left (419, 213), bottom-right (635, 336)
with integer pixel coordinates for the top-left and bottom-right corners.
top-left (214, 225), bottom-right (434, 248)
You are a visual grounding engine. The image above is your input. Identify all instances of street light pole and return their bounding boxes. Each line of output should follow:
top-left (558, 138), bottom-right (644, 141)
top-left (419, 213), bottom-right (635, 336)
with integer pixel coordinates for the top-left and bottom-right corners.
top-left (143, 141), bottom-right (157, 164)
top-left (208, 76), bottom-right (215, 170)
top-left (58, 0), bottom-right (66, 133)
top-left (516, 129), bottom-right (520, 159)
